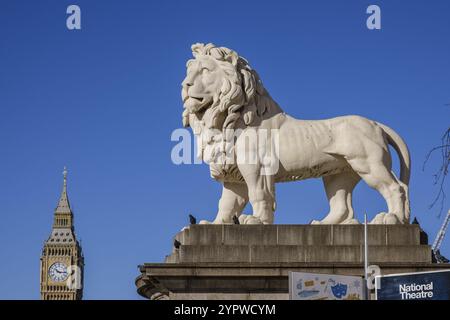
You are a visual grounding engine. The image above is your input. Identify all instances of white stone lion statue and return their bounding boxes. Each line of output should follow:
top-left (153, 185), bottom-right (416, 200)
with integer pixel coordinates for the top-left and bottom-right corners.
top-left (181, 43), bottom-right (410, 225)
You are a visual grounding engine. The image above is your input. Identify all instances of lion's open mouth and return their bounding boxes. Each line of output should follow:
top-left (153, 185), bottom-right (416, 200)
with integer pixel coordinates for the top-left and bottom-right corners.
top-left (197, 97), bottom-right (213, 112)
top-left (191, 96), bottom-right (203, 103)
top-left (185, 96), bottom-right (213, 113)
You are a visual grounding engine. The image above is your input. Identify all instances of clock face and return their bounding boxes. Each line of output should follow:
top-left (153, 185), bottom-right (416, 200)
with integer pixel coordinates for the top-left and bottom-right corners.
top-left (48, 262), bottom-right (68, 282)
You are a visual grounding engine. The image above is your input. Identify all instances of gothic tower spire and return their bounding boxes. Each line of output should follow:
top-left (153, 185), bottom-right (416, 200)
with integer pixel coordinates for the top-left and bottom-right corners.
top-left (53, 166), bottom-right (74, 228)
top-left (55, 166), bottom-right (71, 214)
top-left (40, 167), bottom-right (84, 300)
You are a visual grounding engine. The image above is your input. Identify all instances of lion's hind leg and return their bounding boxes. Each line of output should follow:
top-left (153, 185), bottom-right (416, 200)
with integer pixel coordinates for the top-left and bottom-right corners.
top-left (311, 171), bottom-right (361, 225)
top-left (346, 157), bottom-right (408, 224)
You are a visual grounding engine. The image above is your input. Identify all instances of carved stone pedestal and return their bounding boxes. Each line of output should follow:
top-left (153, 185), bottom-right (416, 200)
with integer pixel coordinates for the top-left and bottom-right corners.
top-left (136, 224), bottom-right (449, 300)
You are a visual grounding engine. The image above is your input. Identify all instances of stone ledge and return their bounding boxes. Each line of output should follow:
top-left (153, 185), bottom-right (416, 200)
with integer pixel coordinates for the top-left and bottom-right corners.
top-left (169, 244), bottom-right (431, 264)
top-left (174, 224), bottom-right (421, 246)
top-left (136, 262), bottom-right (450, 299)
top-left (140, 261), bottom-right (450, 274)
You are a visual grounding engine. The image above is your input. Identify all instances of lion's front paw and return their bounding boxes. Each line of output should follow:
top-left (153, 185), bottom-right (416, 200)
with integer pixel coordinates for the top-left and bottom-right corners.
top-left (342, 218), bottom-right (360, 225)
top-left (310, 220), bottom-right (322, 225)
top-left (199, 220), bottom-right (213, 225)
top-left (370, 212), bottom-right (402, 225)
top-left (238, 214), bottom-right (264, 225)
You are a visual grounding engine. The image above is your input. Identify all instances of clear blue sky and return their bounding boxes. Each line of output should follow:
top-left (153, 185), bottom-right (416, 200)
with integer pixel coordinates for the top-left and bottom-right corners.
top-left (0, 0), bottom-right (449, 299)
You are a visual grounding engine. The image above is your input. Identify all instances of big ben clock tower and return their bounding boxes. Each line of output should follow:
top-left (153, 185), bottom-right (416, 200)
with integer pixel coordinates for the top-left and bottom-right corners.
top-left (40, 167), bottom-right (84, 300)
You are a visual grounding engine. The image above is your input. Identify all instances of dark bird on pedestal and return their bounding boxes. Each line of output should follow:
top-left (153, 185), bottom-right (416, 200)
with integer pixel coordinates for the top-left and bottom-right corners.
top-left (189, 214), bottom-right (197, 225)
top-left (233, 215), bottom-right (240, 225)
top-left (174, 239), bottom-right (181, 249)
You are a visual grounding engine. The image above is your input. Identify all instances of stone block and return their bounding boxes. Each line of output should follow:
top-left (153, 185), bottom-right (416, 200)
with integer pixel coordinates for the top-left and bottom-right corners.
top-left (223, 225), bottom-right (278, 245)
top-left (386, 225), bottom-right (420, 245)
top-left (175, 225), bottom-right (223, 245)
top-left (277, 225), bottom-right (332, 245)
top-left (368, 245), bottom-right (431, 263)
top-left (179, 245), bottom-right (250, 263)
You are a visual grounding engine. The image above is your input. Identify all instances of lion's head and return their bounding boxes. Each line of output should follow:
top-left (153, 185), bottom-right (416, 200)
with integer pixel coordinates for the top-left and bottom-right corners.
top-left (181, 43), bottom-right (280, 131)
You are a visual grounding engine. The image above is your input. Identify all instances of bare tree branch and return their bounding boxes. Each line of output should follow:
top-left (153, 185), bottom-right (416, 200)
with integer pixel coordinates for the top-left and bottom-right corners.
top-left (423, 119), bottom-right (450, 217)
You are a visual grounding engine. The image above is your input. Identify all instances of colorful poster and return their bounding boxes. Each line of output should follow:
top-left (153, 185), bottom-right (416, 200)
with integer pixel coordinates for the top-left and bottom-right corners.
top-left (289, 272), bottom-right (364, 300)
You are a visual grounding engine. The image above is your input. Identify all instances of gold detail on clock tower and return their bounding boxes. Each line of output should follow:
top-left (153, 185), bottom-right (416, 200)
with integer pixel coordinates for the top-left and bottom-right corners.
top-left (40, 167), bottom-right (84, 300)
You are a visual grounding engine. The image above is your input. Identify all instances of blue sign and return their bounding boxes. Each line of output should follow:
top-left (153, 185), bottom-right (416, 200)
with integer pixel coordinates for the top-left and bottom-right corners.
top-left (376, 270), bottom-right (450, 300)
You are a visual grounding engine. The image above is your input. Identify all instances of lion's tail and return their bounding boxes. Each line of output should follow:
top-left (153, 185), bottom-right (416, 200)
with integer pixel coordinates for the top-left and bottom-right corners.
top-left (377, 122), bottom-right (411, 222)
top-left (377, 122), bottom-right (411, 186)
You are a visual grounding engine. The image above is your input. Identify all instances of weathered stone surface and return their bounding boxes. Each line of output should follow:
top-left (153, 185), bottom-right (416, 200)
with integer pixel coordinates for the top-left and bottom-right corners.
top-left (138, 224), bottom-right (444, 300)
top-left (179, 245), bottom-right (250, 263)
top-left (172, 224), bottom-right (421, 246)
top-left (169, 293), bottom-right (289, 300)
top-left (175, 225), bottom-right (223, 245)
top-left (277, 225), bottom-right (331, 245)
top-left (165, 224), bottom-right (423, 263)
top-left (223, 225), bottom-right (279, 245)
top-left (136, 262), bottom-right (450, 300)
top-left (172, 244), bottom-right (430, 264)
top-left (386, 225), bottom-right (421, 245)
